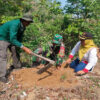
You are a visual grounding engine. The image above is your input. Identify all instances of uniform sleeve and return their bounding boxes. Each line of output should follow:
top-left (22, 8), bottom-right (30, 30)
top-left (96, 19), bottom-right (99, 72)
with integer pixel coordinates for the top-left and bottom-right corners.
top-left (83, 48), bottom-right (98, 72)
top-left (56, 43), bottom-right (65, 65)
top-left (9, 23), bottom-right (23, 48)
top-left (58, 42), bottom-right (65, 58)
top-left (32, 48), bottom-right (43, 62)
top-left (69, 41), bottom-right (81, 59)
top-left (34, 48), bottom-right (43, 54)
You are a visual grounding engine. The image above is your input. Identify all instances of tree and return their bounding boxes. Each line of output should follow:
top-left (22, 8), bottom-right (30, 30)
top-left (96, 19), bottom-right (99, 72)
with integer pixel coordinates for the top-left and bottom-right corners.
top-left (64, 0), bottom-right (100, 19)
top-left (0, 0), bottom-right (33, 23)
top-left (62, 0), bottom-right (100, 53)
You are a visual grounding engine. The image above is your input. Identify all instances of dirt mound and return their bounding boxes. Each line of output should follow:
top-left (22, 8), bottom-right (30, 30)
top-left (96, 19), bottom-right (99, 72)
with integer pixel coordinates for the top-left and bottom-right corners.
top-left (1, 63), bottom-right (100, 100)
top-left (10, 65), bottom-right (79, 89)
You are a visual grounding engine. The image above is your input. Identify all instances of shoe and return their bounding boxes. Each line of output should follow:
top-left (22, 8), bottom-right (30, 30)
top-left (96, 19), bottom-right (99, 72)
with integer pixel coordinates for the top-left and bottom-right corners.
top-left (10, 65), bottom-right (15, 70)
top-left (6, 65), bottom-right (15, 78)
top-left (10, 65), bottom-right (21, 69)
top-left (0, 77), bottom-right (8, 83)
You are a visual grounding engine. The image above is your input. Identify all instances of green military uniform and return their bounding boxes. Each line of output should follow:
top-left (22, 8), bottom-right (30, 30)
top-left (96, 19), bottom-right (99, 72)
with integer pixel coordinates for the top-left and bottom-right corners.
top-left (32, 34), bottom-right (65, 66)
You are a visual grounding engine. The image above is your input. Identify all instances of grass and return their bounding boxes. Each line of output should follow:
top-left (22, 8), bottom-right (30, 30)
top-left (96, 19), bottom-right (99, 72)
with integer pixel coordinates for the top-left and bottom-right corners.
top-left (89, 76), bottom-right (100, 87)
top-left (60, 74), bottom-right (67, 82)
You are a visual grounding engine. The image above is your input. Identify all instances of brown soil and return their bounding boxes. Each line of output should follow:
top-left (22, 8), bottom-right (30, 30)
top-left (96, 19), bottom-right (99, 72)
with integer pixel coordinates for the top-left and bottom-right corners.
top-left (0, 62), bottom-right (100, 100)
top-left (10, 65), bottom-right (79, 89)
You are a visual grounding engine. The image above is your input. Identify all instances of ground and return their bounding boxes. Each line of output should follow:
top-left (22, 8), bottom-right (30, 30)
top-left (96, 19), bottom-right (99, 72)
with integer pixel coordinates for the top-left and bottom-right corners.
top-left (0, 62), bottom-right (100, 100)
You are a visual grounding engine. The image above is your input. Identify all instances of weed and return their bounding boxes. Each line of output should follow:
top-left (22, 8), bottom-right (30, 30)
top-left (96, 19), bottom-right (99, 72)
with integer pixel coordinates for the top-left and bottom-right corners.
top-left (89, 77), bottom-right (100, 87)
top-left (60, 74), bottom-right (67, 82)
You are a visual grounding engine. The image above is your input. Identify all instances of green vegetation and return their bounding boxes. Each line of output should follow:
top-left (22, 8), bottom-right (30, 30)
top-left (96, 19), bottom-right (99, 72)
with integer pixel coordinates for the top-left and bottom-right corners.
top-left (60, 74), bottom-right (67, 82)
top-left (0, 0), bottom-right (100, 64)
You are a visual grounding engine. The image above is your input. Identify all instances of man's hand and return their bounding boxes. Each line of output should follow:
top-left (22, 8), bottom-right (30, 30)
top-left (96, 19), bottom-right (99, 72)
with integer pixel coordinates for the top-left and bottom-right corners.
top-left (66, 58), bottom-right (72, 64)
top-left (22, 46), bottom-right (33, 54)
top-left (76, 70), bottom-right (86, 76)
top-left (60, 58), bottom-right (71, 68)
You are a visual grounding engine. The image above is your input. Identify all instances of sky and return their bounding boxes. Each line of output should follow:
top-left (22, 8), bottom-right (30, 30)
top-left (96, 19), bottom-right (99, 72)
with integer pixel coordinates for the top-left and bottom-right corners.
top-left (58, 0), bottom-right (67, 8)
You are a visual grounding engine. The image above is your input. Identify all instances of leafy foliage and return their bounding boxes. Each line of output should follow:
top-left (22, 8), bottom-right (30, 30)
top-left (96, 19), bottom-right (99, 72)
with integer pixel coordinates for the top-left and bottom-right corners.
top-left (64, 0), bottom-right (100, 48)
top-left (0, 0), bottom-right (100, 57)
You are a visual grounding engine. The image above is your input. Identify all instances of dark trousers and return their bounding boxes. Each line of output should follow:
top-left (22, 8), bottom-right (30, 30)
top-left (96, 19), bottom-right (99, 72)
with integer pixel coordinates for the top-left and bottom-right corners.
top-left (0, 41), bottom-right (21, 77)
top-left (8, 45), bottom-right (21, 68)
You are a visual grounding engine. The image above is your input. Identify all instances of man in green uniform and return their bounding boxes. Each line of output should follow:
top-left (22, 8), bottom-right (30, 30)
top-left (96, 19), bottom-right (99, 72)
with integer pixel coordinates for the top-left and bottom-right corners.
top-left (32, 34), bottom-right (65, 68)
top-left (0, 13), bottom-right (33, 83)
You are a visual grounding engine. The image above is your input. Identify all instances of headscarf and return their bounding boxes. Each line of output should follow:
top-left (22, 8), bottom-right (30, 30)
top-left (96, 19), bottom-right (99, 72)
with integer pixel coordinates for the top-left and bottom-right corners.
top-left (79, 39), bottom-right (96, 61)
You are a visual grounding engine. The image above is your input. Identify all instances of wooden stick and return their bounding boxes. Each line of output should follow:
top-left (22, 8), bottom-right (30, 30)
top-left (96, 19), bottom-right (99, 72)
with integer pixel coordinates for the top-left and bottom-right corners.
top-left (31, 52), bottom-right (55, 65)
